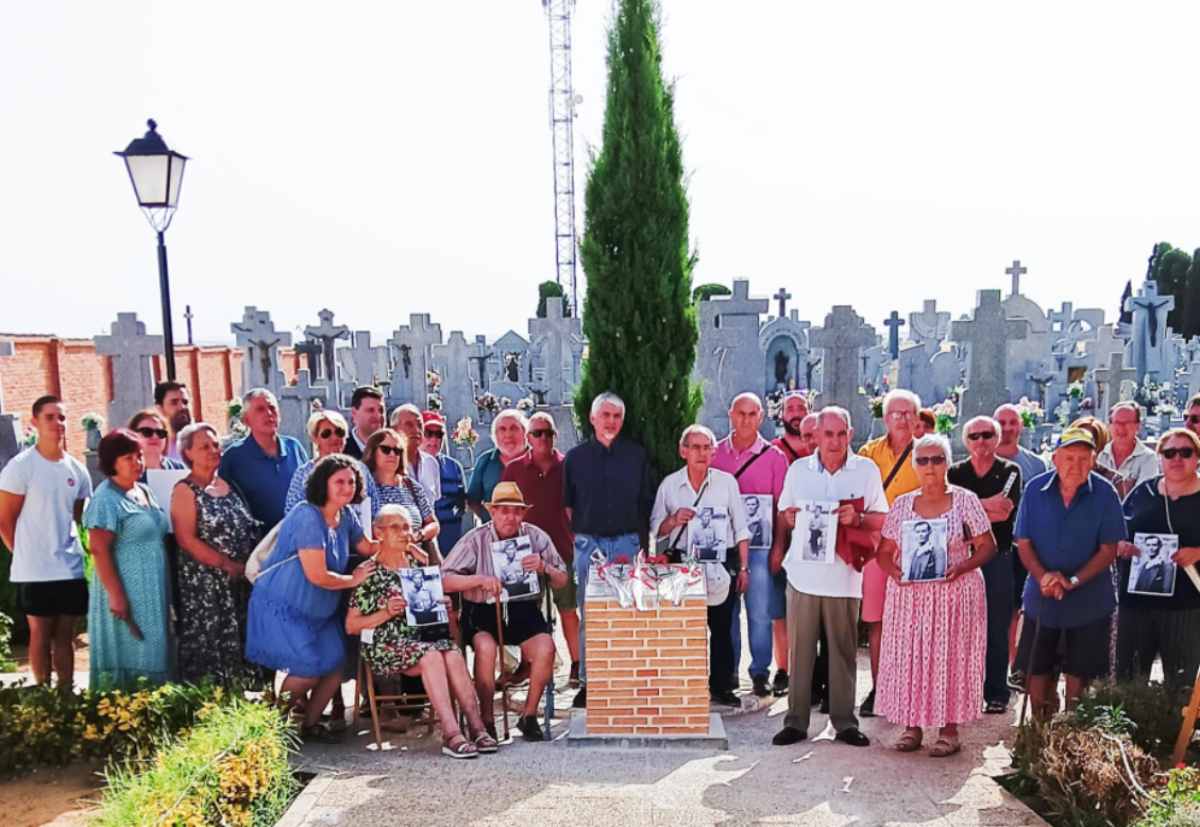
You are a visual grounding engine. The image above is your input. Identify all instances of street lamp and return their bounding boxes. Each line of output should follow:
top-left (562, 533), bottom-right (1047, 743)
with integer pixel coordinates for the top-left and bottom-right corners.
top-left (114, 119), bottom-right (188, 380)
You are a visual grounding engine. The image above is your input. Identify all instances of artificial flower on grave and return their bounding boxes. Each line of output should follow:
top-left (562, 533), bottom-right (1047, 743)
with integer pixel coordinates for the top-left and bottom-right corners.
top-left (869, 395), bottom-right (885, 419)
top-left (474, 392), bottom-right (499, 416)
top-left (1068, 380), bottom-right (1085, 400)
top-left (426, 393), bottom-right (443, 411)
top-left (21, 426), bottom-right (37, 448)
top-left (516, 396), bottom-right (535, 413)
top-left (226, 398), bottom-right (244, 421)
top-left (765, 389), bottom-right (784, 425)
top-left (426, 369), bottom-right (442, 391)
top-left (81, 412), bottom-right (105, 432)
top-left (451, 416), bottom-right (479, 447)
top-left (1015, 396), bottom-right (1043, 429)
top-left (931, 398), bottom-right (957, 435)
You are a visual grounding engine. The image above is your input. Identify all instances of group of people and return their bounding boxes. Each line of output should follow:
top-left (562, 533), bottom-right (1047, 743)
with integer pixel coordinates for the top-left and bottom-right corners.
top-left (3, 375), bottom-right (1199, 759)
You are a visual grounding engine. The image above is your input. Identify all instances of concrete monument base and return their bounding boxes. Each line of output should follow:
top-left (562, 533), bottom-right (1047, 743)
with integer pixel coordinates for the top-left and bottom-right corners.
top-left (566, 711), bottom-right (728, 749)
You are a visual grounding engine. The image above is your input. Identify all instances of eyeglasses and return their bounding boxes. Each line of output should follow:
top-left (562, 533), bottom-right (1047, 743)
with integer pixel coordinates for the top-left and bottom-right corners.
top-left (318, 428), bottom-right (345, 440)
top-left (1162, 447), bottom-right (1196, 460)
top-left (377, 444), bottom-right (402, 457)
top-left (914, 455), bottom-right (947, 466)
top-left (424, 430), bottom-right (444, 439)
top-left (1187, 415), bottom-right (1200, 425)
top-left (529, 429), bottom-right (555, 438)
top-left (966, 431), bottom-right (996, 441)
top-left (136, 427), bottom-right (168, 440)
top-left (887, 410), bottom-right (915, 419)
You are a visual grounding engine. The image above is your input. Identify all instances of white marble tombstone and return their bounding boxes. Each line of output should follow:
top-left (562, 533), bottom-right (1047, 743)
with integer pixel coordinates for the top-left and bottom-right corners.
top-left (95, 313), bottom-right (163, 432)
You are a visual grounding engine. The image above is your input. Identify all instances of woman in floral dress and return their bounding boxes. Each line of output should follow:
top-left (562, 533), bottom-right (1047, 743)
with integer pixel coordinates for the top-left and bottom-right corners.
top-left (170, 423), bottom-right (263, 686)
top-left (346, 505), bottom-right (491, 759)
top-left (875, 434), bottom-right (996, 757)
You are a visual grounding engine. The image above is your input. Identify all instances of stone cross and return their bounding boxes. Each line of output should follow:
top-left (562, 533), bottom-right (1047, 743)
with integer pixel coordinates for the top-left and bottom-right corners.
top-left (1026, 361), bottom-right (1057, 408)
top-left (528, 297), bottom-right (581, 405)
top-left (294, 340), bottom-right (323, 377)
top-left (1005, 259), bottom-right (1028, 296)
top-left (695, 280), bottom-right (769, 435)
top-left (469, 336), bottom-right (493, 392)
top-left (279, 369), bottom-right (329, 446)
top-left (231, 307), bottom-right (291, 395)
top-left (346, 331), bottom-right (383, 388)
top-left (951, 290), bottom-right (1028, 420)
top-left (908, 300), bottom-right (950, 347)
top-left (773, 287), bottom-right (793, 319)
top-left (95, 313), bottom-right (164, 430)
top-left (810, 306), bottom-right (875, 433)
top-left (1094, 352), bottom-right (1137, 419)
top-left (303, 309), bottom-right (349, 391)
top-left (1048, 302), bottom-right (1075, 335)
top-left (883, 311), bottom-right (906, 359)
top-left (1124, 280), bottom-right (1175, 381)
top-left (183, 305), bottom-right (194, 346)
top-left (387, 314), bottom-right (443, 406)
top-left (432, 331), bottom-right (475, 429)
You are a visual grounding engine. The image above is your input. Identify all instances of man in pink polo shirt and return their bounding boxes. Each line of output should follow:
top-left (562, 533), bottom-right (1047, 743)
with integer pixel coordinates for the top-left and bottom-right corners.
top-left (712, 392), bottom-right (790, 697)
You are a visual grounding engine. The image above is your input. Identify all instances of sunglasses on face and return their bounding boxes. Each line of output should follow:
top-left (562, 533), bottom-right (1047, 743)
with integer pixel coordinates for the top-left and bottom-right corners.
top-left (136, 427), bottom-right (168, 440)
top-left (377, 444), bottom-right (402, 457)
top-left (424, 430), bottom-right (444, 439)
top-left (914, 455), bottom-right (947, 466)
top-left (1162, 447), bottom-right (1196, 460)
top-left (318, 428), bottom-right (345, 440)
top-left (967, 431), bottom-right (996, 441)
top-left (529, 429), bottom-right (555, 438)
top-left (1187, 415), bottom-right (1200, 425)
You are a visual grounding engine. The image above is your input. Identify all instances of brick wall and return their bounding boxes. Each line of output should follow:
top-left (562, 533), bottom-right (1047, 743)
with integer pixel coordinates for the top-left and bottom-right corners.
top-left (583, 597), bottom-right (710, 736)
top-left (0, 335), bottom-right (245, 462)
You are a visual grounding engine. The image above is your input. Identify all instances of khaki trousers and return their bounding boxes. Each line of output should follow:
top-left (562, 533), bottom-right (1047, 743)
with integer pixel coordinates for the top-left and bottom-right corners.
top-left (784, 585), bottom-right (860, 734)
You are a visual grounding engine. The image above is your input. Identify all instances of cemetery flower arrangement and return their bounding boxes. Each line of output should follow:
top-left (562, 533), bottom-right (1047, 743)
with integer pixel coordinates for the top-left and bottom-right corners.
top-left (426, 369), bottom-right (442, 391)
top-left (81, 412), bottom-right (105, 431)
top-left (931, 399), bottom-right (957, 435)
top-left (0, 611), bottom-right (15, 672)
top-left (226, 398), bottom-right (244, 421)
top-left (1068, 380), bottom-right (1085, 400)
top-left (765, 389), bottom-right (784, 425)
top-left (869, 394), bottom-right (885, 419)
top-left (1015, 396), bottom-right (1043, 429)
top-left (516, 396), bottom-right (535, 413)
top-left (451, 417), bottom-right (479, 447)
top-left (21, 425), bottom-right (37, 447)
top-left (475, 392), bottom-right (500, 416)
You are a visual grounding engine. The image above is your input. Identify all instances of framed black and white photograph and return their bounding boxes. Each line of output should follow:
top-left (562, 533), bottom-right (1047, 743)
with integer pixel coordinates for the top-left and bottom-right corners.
top-left (687, 506), bottom-right (728, 563)
top-left (744, 494), bottom-right (773, 550)
top-left (900, 518), bottom-right (949, 583)
top-left (399, 566), bottom-right (449, 627)
top-left (794, 499), bottom-right (839, 565)
top-left (491, 535), bottom-right (541, 601)
top-left (1128, 532), bottom-right (1178, 597)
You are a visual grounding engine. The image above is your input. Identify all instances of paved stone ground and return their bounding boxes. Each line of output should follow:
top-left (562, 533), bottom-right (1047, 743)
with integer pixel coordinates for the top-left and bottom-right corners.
top-left (289, 651), bottom-right (1046, 827)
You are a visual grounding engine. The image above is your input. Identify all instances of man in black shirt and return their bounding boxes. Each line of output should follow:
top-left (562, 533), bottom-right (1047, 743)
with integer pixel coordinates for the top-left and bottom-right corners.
top-left (562, 392), bottom-right (653, 707)
top-left (344, 386), bottom-right (385, 459)
top-left (948, 415), bottom-right (1021, 714)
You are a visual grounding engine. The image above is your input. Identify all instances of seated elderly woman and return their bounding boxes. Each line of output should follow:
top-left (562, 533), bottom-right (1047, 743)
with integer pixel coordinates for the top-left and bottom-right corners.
top-left (346, 505), bottom-right (492, 758)
top-left (875, 433), bottom-right (996, 757)
top-left (441, 481), bottom-right (568, 742)
top-left (246, 455), bottom-right (379, 741)
top-left (285, 410), bottom-right (377, 517)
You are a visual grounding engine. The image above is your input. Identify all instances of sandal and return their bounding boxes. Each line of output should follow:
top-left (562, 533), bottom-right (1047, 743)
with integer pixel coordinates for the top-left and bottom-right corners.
top-left (895, 728), bottom-right (923, 752)
top-left (301, 722), bottom-right (345, 744)
top-left (472, 730), bottom-right (499, 754)
top-left (441, 733), bottom-right (479, 759)
top-left (929, 736), bottom-right (961, 758)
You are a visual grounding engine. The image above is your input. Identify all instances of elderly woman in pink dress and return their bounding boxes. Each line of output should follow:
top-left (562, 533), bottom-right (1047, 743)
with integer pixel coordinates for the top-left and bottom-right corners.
top-left (876, 433), bottom-right (996, 757)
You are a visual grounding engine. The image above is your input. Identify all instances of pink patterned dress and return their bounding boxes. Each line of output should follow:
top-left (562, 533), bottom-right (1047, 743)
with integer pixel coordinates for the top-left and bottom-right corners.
top-left (877, 486), bottom-right (991, 728)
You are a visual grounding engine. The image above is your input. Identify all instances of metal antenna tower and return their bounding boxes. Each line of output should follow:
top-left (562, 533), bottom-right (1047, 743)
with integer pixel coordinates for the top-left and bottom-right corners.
top-left (543, 0), bottom-right (579, 315)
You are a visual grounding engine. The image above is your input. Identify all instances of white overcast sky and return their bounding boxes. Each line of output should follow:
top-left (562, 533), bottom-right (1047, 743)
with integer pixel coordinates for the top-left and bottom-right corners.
top-left (2, 2), bottom-right (1197, 345)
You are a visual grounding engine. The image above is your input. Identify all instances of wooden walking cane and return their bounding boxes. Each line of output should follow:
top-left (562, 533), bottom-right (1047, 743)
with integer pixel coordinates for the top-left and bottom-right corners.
top-left (1171, 665), bottom-right (1200, 766)
top-left (495, 601), bottom-right (511, 743)
top-left (542, 571), bottom-right (557, 740)
top-left (1017, 615), bottom-right (1042, 726)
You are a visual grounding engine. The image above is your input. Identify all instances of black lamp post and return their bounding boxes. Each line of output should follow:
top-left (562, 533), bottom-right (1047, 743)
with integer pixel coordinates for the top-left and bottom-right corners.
top-left (114, 119), bottom-right (188, 380)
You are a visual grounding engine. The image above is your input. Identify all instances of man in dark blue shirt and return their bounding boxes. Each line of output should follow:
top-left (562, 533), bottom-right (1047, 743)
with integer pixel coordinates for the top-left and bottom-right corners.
top-left (1013, 426), bottom-right (1125, 718)
top-left (562, 391), bottom-right (653, 707)
top-left (219, 388), bottom-right (308, 529)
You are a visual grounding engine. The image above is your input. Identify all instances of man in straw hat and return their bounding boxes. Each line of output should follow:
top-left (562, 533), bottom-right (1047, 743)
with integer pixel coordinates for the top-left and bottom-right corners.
top-left (1013, 426), bottom-right (1126, 718)
top-left (442, 481), bottom-right (569, 741)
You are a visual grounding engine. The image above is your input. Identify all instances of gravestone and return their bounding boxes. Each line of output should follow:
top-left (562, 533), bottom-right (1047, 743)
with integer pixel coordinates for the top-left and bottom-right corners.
top-left (528, 297), bottom-right (582, 405)
top-left (0, 340), bottom-right (19, 473)
top-left (773, 287), bottom-right (793, 319)
top-left (303, 308), bottom-right (349, 399)
top-left (388, 314), bottom-right (443, 407)
top-left (231, 307), bottom-right (291, 395)
top-left (810, 305), bottom-right (875, 437)
top-left (1124, 280), bottom-right (1175, 381)
top-left (1005, 259), bottom-right (1028, 297)
top-left (860, 342), bottom-right (888, 394)
top-left (279, 369), bottom-right (329, 446)
top-left (897, 341), bottom-right (935, 404)
top-left (341, 330), bottom-right (390, 393)
top-left (929, 349), bottom-right (962, 404)
top-left (95, 313), bottom-right (164, 430)
top-left (908, 300), bottom-right (950, 347)
top-left (1094, 352), bottom-right (1137, 419)
top-left (1188, 354), bottom-right (1200, 402)
top-left (1026, 359), bottom-right (1057, 409)
top-left (694, 280), bottom-right (769, 436)
top-left (294, 340), bottom-right (323, 378)
top-left (431, 331), bottom-right (474, 430)
top-left (760, 313), bottom-right (810, 393)
top-left (951, 290), bottom-right (1028, 421)
top-left (468, 336), bottom-right (493, 393)
top-left (883, 311), bottom-right (906, 359)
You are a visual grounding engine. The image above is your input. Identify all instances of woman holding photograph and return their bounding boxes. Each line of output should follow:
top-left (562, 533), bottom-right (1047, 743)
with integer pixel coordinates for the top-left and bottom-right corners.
top-left (346, 505), bottom-right (492, 758)
top-left (876, 434), bottom-right (996, 757)
top-left (1115, 428), bottom-right (1200, 692)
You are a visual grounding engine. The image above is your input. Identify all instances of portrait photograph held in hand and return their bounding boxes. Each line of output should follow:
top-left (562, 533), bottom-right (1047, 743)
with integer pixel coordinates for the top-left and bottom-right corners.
top-left (687, 506), bottom-right (728, 563)
top-left (400, 566), bottom-right (449, 627)
top-left (744, 494), bottom-right (773, 550)
top-left (1128, 532), bottom-right (1178, 597)
top-left (491, 535), bottom-right (541, 600)
top-left (795, 499), bottom-right (838, 565)
top-left (900, 518), bottom-right (949, 582)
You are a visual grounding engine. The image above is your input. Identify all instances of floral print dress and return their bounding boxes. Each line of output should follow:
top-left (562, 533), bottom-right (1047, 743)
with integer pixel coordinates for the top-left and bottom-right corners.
top-left (176, 479), bottom-right (262, 686)
top-left (351, 564), bottom-right (455, 678)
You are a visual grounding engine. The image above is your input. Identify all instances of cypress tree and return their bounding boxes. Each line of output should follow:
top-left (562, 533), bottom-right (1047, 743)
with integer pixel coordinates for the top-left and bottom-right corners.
top-left (573, 0), bottom-right (700, 482)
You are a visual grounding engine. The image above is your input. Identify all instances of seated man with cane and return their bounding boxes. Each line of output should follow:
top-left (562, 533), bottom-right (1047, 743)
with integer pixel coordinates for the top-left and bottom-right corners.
top-left (442, 482), bottom-right (569, 741)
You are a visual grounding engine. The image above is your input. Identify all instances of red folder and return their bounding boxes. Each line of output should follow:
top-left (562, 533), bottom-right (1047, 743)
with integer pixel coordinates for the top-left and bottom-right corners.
top-left (836, 497), bottom-right (877, 572)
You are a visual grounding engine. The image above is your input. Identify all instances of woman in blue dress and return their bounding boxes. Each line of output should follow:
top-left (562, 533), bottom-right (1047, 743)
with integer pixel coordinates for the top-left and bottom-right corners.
top-left (85, 429), bottom-right (173, 691)
top-left (246, 454), bottom-right (378, 740)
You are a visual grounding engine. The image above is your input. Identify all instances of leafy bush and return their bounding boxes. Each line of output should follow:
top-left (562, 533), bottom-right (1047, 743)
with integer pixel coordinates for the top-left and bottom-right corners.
top-left (0, 611), bottom-right (15, 671)
top-left (1078, 681), bottom-right (1187, 759)
top-left (94, 698), bottom-right (298, 827)
top-left (1137, 768), bottom-right (1200, 826)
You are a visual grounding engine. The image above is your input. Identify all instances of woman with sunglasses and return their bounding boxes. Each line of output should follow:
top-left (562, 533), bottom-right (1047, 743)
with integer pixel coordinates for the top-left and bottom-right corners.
top-left (875, 434), bottom-right (996, 757)
top-left (363, 429), bottom-right (439, 552)
top-left (127, 410), bottom-right (186, 479)
top-left (1115, 428), bottom-right (1200, 692)
top-left (284, 411), bottom-right (378, 517)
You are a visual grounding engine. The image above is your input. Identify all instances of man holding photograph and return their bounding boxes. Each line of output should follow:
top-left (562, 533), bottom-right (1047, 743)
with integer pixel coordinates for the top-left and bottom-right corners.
top-left (652, 424), bottom-right (751, 706)
top-left (771, 407), bottom-right (887, 748)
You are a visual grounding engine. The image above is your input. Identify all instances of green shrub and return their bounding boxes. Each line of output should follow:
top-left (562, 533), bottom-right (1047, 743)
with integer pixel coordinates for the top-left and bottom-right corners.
top-left (1137, 768), bottom-right (1200, 826)
top-left (0, 611), bottom-right (15, 671)
top-left (1078, 681), bottom-right (1187, 759)
top-left (94, 698), bottom-right (298, 827)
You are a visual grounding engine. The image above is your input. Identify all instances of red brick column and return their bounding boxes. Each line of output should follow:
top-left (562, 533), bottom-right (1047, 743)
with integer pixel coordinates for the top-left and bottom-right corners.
top-left (583, 596), bottom-right (710, 735)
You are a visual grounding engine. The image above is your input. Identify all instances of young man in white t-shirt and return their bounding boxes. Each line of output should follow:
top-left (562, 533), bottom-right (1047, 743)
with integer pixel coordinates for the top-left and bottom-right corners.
top-left (0, 395), bottom-right (93, 688)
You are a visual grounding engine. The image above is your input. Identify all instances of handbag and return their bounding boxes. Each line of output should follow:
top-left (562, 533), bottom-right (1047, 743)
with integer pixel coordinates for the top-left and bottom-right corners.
top-left (244, 522), bottom-right (284, 584)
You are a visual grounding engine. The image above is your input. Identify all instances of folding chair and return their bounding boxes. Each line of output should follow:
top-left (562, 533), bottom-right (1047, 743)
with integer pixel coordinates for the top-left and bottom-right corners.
top-left (354, 658), bottom-right (435, 751)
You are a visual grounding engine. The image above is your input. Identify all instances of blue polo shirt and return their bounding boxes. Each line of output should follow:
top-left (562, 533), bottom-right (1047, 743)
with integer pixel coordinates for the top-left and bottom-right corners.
top-left (1015, 470), bottom-right (1125, 628)
top-left (219, 433), bottom-right (309, 529)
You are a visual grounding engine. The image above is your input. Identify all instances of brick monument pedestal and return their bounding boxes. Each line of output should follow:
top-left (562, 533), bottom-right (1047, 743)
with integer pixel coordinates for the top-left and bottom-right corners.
top-left (567, 592), bottom-right (727, 748)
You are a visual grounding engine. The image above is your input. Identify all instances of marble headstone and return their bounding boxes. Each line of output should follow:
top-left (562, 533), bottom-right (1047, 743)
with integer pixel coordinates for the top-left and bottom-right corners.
top-left (431, 331), bottom-right (475, 430)
top-left (951, 290), bottom-right (1028, 421)
top-left (1124, 280), bottom-right (1175, 381)
top-left (694, 280), bottom-right (769, 436)
top-left (279, 369), bottom-right (329, 447)
top-left (388, 314), bottom-right (443, 407)
top-left (94, 312), bottom-right (163, 431)
top-left (231, 307), bottom-right (291, 396)
top-left (810, 305), bottom-right (875, 437)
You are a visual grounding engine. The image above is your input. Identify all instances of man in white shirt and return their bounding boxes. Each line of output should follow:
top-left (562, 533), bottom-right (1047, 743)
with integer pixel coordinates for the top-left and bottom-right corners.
top-left (389, 403), bottom-right (442, 502)
top-left (651, 424), bottom-right (750, 706)
top-left (1099, 402), bottom-right (1160, 499)
top-left (770, 407), bottom-right (887, 748)
top-left (0, 395), bottom-right (92, 688)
